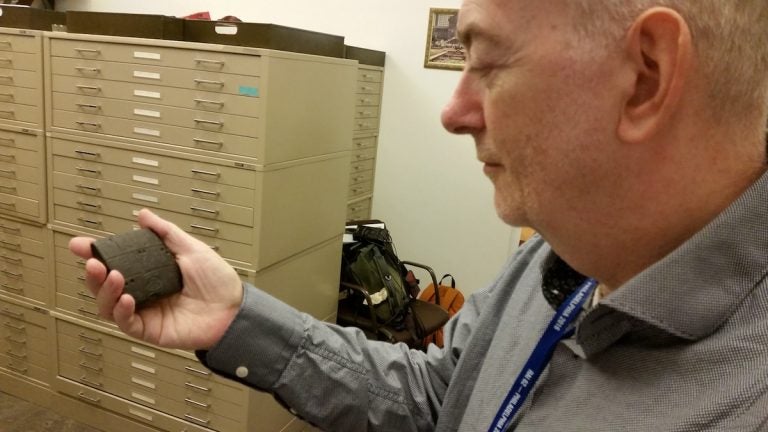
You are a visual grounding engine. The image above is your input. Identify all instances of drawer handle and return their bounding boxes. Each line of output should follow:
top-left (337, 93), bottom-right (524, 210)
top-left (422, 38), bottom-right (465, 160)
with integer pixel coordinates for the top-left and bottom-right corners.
top-left (78, 307), bottom-right (99, 317)
top-left (75, 150), bottom-right (101, 157)
top-left (184, 382), bottom-right (211, 392)
top-left (0, 240), bottom-right (20, 248)
top-left (79, 376), bottom-right (103, 387)
top-left (77, 391), bottom-right (101, 403)
top-left (190, 206), bottom-right (218, 215)
top-left (79, 361), bottom-right (102, 372)
top-left (0, 41), bottom-right (10, 46)
top-left (4, 335), bottom-right (25, 344)
top-left (76, 166), bottom-right (101, 175)
top-left (74, 48), bottom-right (101, 56)
top-left (193, 119), bottom-right (224, 128)
top-left (75, 121), bottom-right (102, 129)
top-left (184, 398), bottom-right (210, 408)
top-left (0, 75), bottom-right (13, 82)
top-left (0, 224), bottom-right (19, 232)
top-left (6, 350), bottom-right (26, 360)
top-left (194, 58), bottom-right (224, 66)
top-left (76, 84), bottom-right (101, 93)
top-left (2, 321), bottom-right (24, 331)
top-left (190, 169), bottom-right (220, 178)
top-left (0, 109), bottom-right (15, 116)
top-left (190, 188), bottom-right (219, 197)
top-left (189, 224), bottom-right (218, 233)
top-left (0, 137), bottom-right (14, 144)
top-left (78, 332), bottom-right (101, 343)
top-left (77, 217), bottom-right (102, 227)
top-left (0, 200), bottom-right (16, 208)
top-left (193, 98), bottom-right (225, 107)
top-left (184, 366), bottom-right (211, 377)
top-left (0, 152), bottom-right (14, 159)
top-left (1, 283), bottom-right (22, 293)
top-left (0, 92), bottom-right (14, 100)
top-left (0, 185), bottom-right (16, 192)
top-left (2, 270), bottom-right (22, 279)
top-left (193, 78), bottom-right (224, 87)
top-left (76, 258), bottom-right (87, 265)
top-left (207, 244), bottom-right (219, 251)
top-left (75, 66), bottom-right (101, 74)
top-left (1, 255), bottom-right (21, 264)
top-left (1, 307), bottom-right (23, 318)
top-left (192, 137), bottom-right (223, 147)
top-left (76, 103), bottom-right (101, 111)
top-left (77, 275), bottom-right (86, 281)
top-left (76, 184), bottom-right (101, 192)
top-left (78, 290), bottom-right (96, 300)
top-left (7, 363), bottom-right (27, 374)
top-left (77, 200), bottom-right (102, 210)
top-left (184, 414), bottom-right (210, 425)
top-left (0, 57), bottom-right (12, 64)
top-left (78, 346), bottom-right (102, 357)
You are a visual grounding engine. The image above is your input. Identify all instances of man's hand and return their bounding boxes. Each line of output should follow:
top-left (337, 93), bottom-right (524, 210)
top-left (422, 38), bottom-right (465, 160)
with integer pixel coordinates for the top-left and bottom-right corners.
top-left (68, 209), bottom-right (244, 351)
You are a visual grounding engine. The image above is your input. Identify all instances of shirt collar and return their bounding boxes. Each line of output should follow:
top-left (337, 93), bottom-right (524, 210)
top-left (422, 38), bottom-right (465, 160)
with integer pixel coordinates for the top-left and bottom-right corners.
top-left (551, 169), bottom-right (768, 356)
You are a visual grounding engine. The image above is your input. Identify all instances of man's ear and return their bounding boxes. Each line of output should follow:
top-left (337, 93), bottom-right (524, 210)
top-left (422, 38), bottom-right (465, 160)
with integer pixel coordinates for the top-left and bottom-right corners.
top-left (617, 7), bottom-right (693, 143)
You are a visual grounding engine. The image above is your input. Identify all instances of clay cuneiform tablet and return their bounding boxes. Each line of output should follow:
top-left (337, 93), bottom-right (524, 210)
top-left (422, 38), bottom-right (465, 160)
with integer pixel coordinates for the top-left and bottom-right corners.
top-left (91, 229), bottom-right (182, 309)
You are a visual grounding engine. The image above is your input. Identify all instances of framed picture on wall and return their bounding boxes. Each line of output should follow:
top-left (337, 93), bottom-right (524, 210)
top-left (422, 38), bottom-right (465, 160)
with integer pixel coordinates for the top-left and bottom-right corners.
top-left (424, 8), bottom-right (465, 70)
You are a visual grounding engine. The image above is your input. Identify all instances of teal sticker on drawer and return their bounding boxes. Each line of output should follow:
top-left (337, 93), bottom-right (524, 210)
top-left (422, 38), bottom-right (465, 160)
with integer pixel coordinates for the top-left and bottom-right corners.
top-left (238, 85), bottom-right (260, 97)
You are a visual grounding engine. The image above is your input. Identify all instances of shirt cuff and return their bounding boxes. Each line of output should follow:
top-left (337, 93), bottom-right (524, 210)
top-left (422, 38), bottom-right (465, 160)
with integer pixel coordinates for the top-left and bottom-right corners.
top-left (196, 283), bottom-right (306, 390)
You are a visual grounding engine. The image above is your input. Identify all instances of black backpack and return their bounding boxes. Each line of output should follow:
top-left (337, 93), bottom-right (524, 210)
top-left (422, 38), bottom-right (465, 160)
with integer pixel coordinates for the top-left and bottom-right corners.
top-left (341, 226), bottom-right (411, 328)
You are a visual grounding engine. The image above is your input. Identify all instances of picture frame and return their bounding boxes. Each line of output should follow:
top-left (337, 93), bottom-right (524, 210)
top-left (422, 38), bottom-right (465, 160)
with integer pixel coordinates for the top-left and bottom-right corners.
top-left (423, 8), bottom-right (465, 70)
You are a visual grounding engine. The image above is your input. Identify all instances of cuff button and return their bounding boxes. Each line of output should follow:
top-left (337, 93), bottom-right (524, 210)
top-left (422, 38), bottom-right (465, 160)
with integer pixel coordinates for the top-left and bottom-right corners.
top-left (236, 366), bottom-right (249, 378)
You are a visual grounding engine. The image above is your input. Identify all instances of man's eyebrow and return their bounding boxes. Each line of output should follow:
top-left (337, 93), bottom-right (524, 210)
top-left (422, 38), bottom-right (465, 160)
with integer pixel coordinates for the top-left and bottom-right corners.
top-left (457, 23), bottom-right (498, 52)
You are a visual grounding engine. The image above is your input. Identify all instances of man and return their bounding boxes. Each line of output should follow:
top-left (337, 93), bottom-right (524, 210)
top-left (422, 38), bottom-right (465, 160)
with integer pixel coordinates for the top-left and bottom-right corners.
top-left (70, 0), bottom-right (768, 430)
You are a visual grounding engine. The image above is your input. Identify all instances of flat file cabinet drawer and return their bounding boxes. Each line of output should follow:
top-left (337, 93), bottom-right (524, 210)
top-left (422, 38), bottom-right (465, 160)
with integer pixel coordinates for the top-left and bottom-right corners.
top-left (53, 175), bottom-right (254, 226)
top-left (352, 135), bottom-right (377, 150)
top-left (0, 145), bottom-right (43, 168)
top-left (53, 110), bottom-right (263, 160)
top-left (0, 84), bottom-right (39, 106)
top-left (347, 197), bottom-right (372, 221)
top-left (53, 155), bottom-right (256, 208)
top-left (0, 68), bottom-right (40, 90)
top-left (0, 192), bottom-right (39, 218)
top-left (0, 34), bottom-right (39, 55)
top-left (354, 105), bottom-right (380, 119)
top-left (53, 190), bottom-right (253, 244)
top-left (51, 57), bottom-right (261, 97)
top-left (357, 68), bottom-right (383, 83)
top-left (355, 93), bottom-right (381, 107)
top-left (0, 178), bottom-right (41, 202)
top-left (0, 298), bottom-right (48, 328)
top-left (53, 206), bottom-right (253, 264)
top-left (348, 169), bottom-right (374, 186)
top-left (0, 51), bottom-right (39, 72)
top-left (53, 92), bottom-right (262, 139)
top-left (52, 74), bottom-right (261, 117)
top-left (0, 274), bottom-right (46, 302)
top-left (348, 181), bottom-right (373, 199)
top-left (0, 129), bottom-right (42, 153)
top-left (0, 248), bottom-right (45, 273)
top-left (351, 147), bottom-right (377, 162)
top-left (51, 137), bottom-right (257, 188)
top-left (0, 159), bottom-right (41, 184)
top-left (350, 158), bottom-right (375, 174)
top-left (0, 231), bottom-right (44, 257)
top-left (353, 117), bottom-right (379, 132)
top-left (356, 81), bottom-right (382, 95)
top-left (51, 38), bottom-right (262, 76)
top-left (0, 216), bottom-right (44, 242)
top-left (0, 100), bottom-right (42, 125)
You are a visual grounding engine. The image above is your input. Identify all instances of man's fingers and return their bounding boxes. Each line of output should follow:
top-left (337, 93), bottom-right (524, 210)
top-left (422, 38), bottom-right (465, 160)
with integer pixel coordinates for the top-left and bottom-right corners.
top-left (84, 258), bottom-right (108, 297)
top-left (95, 269), bottom-right (125, 320)
top-left (69, 236), bottom-right (95, 259)
top-left (137, 208), bottom-right (200, 255)
top-left (113, 294), bottom-right (145, 340)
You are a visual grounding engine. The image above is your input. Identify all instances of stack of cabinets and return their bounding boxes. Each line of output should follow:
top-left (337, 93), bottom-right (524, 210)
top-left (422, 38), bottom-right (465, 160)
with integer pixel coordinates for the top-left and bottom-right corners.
top-left (0, 28), bottom-right (53, 409)
top-left (346, 63), bottom-right (384, 221)
top-left (40, 32), bottom-right (355, 432)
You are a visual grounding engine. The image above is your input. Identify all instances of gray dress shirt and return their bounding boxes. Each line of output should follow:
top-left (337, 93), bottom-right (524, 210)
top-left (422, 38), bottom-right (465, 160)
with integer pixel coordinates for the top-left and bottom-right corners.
top-left (198, 171), bottom-right (768, 431)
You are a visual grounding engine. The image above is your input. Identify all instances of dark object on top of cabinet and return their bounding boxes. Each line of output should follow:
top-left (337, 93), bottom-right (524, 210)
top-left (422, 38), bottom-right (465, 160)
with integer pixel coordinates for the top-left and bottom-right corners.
top-left (66, 11), bottom-right (184, 40)
top-left (0, 5), bottom-right (65, 31)
top-left (183, 20), bottom-right (345, 58)
top-left (344, 45), bottom-right (385, 67)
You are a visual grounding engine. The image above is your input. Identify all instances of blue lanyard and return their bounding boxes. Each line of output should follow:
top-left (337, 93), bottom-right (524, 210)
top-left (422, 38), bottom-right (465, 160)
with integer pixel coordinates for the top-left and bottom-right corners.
top-left (488, 278), bottom-right (598, 432)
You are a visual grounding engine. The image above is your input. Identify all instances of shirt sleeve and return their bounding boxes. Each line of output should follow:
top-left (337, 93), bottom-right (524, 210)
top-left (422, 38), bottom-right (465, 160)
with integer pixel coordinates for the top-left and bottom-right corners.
top-left (195, 283), bottom-right (471, 431)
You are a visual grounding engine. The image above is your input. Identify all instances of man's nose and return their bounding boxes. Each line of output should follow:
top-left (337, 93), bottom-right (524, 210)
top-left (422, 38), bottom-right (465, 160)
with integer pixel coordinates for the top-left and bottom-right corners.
top-left (441, 73), bottom-right (485, 135)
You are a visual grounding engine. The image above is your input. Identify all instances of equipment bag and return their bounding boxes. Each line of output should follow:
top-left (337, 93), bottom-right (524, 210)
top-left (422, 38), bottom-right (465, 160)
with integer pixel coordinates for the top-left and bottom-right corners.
top-left (342, 227), bottom-right (411, 328)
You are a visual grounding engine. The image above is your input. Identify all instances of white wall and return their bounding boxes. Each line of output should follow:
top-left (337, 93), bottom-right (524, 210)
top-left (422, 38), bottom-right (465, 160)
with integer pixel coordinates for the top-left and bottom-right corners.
top-left (55, 0), bottom-right (520, 295)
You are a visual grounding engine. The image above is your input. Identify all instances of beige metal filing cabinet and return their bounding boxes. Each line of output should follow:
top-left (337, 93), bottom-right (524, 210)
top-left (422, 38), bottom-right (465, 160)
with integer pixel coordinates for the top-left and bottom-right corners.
top-left (0, 27), bottom-right (54, 411)
top-left (39, 31), bottom-right (355, 432)
top-left (346, 61), bottom-right (384, 221)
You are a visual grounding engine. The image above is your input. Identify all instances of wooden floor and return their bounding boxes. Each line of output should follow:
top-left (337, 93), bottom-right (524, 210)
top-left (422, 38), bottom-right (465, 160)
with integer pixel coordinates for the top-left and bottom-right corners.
top-left (0, 391), bottom-right (102, 432)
